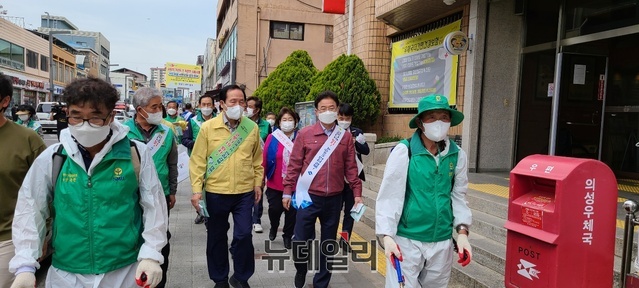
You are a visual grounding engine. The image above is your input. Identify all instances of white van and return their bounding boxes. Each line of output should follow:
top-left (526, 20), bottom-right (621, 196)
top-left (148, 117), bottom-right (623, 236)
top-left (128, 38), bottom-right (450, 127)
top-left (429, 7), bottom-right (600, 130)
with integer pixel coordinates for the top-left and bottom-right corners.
top-left (36, 102), bottom-right (64, 133)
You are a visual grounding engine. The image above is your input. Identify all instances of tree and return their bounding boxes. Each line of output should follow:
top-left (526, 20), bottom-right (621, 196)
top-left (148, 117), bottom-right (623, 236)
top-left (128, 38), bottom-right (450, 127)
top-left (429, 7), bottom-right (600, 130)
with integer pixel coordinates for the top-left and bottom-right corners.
top-left (306, 54), bottom-right (381, 127)
top-left (253, 50), bottom-right (317, 115)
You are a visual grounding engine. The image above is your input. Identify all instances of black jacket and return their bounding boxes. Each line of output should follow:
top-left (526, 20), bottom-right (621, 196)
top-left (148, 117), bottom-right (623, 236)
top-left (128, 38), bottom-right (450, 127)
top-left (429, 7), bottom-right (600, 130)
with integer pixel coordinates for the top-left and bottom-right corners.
top-left (349, 126), bottom-right (369, 181)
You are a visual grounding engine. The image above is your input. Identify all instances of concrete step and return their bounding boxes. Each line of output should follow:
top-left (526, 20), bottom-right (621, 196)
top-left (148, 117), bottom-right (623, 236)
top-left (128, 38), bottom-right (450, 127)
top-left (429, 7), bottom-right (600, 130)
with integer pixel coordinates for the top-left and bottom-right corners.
top-left (361, 187), bottom-right (377, 211)
top-left (471, 209), bottom-right (507, 245)
top-left (466, 188), bottom-right (508, 220)
top-left (364, 164), bottom-right (385, 179)
top-left (363, 174), bottom-right (382, 195)
top-left (359, 201), bottom-right (377, 232)
top-left (469, 232), bottom-right (507, 275)
top-left (450, 258), bottom-right (505, 288)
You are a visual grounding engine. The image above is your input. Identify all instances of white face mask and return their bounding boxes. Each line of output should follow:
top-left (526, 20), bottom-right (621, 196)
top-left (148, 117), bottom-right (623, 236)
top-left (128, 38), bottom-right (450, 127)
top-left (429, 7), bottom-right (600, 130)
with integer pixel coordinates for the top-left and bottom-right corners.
top-left (280, 120), bottom-right (295, 133)
top-left (167, 108), bottom-right (177, 116)
top-left (18, 115), bottom-right (30, 122)
top-left (69, 122), bottom-right (112, 148)
top-left (422, 120), bottom-right (451, 142)
top-left (246, 107), bottom-right (255, 118)
top-left (201, 107), bottom-right (213, 116)
top-left (141, 109), bottom-right (163, 125)
top-left (318, 111), bottom-right (337, 124)
top-left (337, 120), bottom-right (351, 130)
top-left (266, 119), bottom-right (275, 127)
top-left (225, 104), bottom-right (242, 120)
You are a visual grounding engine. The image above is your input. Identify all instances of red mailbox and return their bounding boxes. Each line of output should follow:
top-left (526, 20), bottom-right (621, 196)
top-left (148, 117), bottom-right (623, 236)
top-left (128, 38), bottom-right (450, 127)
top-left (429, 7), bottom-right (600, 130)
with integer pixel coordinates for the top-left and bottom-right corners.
top-left (505, 155), bottom-right (617, 288)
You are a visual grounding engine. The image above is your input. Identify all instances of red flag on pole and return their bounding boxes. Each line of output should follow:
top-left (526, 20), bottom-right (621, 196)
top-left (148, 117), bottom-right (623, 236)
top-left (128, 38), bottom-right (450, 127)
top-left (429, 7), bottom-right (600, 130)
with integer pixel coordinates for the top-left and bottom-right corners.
top-left (322, 0), bottom-right (346, 14)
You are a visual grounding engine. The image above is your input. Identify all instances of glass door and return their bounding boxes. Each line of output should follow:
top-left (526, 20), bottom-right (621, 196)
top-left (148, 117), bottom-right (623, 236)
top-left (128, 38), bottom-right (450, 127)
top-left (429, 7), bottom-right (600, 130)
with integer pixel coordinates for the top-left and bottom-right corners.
top-left (555, 53), bottom-right (608, 160)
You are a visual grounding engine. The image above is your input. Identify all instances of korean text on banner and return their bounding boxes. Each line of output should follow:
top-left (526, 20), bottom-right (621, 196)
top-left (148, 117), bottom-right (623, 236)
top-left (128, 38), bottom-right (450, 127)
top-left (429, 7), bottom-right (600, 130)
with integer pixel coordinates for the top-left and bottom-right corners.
top-left (389, 20), bottom-right (461, 108)
top-left (165, 62), bottom-right (202, 89)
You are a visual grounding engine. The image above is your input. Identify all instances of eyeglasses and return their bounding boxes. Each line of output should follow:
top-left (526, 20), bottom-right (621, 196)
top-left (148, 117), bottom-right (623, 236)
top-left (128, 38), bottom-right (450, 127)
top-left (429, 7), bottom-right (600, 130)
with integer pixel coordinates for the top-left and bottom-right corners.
top-left (317, 106), bottom-right (337, 113)
top-left (67, 113), bottom-right (111, 128)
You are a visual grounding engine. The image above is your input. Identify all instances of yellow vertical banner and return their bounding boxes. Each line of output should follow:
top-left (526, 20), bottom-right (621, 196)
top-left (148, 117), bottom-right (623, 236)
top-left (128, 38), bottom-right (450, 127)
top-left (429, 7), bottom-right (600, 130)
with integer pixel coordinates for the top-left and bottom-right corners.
top-left (389, 20), bottom-right (461, 107)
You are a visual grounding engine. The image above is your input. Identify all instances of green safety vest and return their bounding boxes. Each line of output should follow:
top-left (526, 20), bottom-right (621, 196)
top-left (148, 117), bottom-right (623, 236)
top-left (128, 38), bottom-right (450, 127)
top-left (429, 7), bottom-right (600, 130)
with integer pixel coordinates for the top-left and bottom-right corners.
top-left (256, 118), bottom-right (271, 142)
top-left (52, 138), bottom-right (142, 274)
top-left (164, 115), bottom-right (184, 143)
top-left (396, 133), bottom-right (459, 243)
top-left (124, 119), bottom-right (174, 195)
top-left (188, 112), bottom-right (212, 155)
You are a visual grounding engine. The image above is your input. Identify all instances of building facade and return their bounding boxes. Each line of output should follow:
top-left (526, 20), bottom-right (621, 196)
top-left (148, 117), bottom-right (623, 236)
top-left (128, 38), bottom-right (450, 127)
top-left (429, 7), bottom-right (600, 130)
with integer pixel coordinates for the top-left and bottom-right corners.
top-left (1, 17), bottom-right (51, 107)
top-left (44, 33), bottom-right (78, 100)
top-left (109, 71), bottom-right (136, 102)
top-left (75, 48), bottom-right (100, 79)
top-left (111, 67), bottom-right (148, 100)
top-left (340, 0), bottom-right (639, 178)
top-left (202, 38), bottom-right (218, 93)
top-left (215, 0), bottom-right (335, 95)
top-left (39, 15), bottom-right (111, 81)
top-left (150, 67), bottom-right (166, 88)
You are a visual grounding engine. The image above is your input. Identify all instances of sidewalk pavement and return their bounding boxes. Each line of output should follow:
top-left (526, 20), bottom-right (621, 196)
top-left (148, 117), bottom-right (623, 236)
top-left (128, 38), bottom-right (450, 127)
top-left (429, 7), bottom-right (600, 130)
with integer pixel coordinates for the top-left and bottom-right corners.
top-left (166, 180), bottom-right (386, 288)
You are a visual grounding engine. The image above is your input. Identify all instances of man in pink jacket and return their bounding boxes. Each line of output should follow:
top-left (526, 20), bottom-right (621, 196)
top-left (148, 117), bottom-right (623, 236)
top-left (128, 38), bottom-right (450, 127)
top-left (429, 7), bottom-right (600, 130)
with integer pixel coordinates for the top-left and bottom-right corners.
top-left (282, 91), bottom-right (363, 288)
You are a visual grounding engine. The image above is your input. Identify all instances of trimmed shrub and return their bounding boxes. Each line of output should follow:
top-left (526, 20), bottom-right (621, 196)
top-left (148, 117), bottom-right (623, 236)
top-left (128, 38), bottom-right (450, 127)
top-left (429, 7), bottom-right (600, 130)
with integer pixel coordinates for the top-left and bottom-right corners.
top-left (306, 54), bottom-right (381, 127)
top-left (253, 50), bottom-right (317, 115)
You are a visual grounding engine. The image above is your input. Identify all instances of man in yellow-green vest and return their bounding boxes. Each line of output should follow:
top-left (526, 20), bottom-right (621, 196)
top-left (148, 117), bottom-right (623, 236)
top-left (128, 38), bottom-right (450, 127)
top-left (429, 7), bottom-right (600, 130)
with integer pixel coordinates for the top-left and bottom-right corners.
top-left (125, 87), bottom-right (178, 288)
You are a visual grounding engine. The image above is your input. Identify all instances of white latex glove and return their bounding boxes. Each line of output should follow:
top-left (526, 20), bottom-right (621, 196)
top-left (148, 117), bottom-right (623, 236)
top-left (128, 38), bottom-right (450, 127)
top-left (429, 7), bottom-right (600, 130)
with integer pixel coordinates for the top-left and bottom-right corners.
top-left (356, 133), bottom-right (366, 144)
top-left (10, 272), bottom-right (35, 288)
top-left (456, 234), bottom-right (472, 267)
top-left (382, 235), bottom-right (402, 262)
top-left (135, 259), bottom-right (162, 287)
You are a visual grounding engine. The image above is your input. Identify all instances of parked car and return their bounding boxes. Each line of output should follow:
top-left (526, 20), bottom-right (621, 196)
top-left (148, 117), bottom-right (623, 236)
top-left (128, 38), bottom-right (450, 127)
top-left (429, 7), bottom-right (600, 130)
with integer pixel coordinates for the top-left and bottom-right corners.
top-left (114, 109), bottom-right (129, 123)
top-left (36, 102), bottom-right (65, 133)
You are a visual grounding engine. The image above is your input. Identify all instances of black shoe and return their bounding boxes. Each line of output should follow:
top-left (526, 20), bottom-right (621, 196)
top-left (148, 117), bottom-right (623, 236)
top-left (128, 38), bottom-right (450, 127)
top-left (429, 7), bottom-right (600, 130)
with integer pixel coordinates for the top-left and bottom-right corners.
top-left (229, 275), bottom-right (250, 288)
top-left (283, 237), bottom-right (292, 249)
top-left (194, 214), bottom-right (205, 224)
top-left (294, 271), bottom-right (306, 288)
top-left (269, 228), bottom-right (276, 241)
top-left (214, 282), bottom-right (230, 288)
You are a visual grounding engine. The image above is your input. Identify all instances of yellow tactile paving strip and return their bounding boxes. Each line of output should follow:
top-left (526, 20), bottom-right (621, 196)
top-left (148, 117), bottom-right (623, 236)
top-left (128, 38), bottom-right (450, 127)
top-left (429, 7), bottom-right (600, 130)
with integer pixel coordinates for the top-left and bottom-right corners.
top-left (468, 183), bottom-right (510, 198)
top-left (619, 180), bottom-right (639, 194)
top-left (335, 223), bottom-right (387, 277)
top-left (349, 229), bottom-right (387, 277)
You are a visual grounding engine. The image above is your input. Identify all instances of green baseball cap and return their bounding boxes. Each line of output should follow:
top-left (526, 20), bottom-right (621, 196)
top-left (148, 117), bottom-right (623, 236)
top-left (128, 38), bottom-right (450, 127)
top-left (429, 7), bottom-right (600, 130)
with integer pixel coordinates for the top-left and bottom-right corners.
top-left (409, 94), bottom-right (464, 129)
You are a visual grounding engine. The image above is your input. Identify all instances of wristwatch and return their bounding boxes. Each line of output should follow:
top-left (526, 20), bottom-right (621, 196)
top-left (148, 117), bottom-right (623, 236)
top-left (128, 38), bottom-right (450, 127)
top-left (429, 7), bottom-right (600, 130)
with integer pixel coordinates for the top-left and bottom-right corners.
top-left (456, 224), bottom-right (469, 235)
